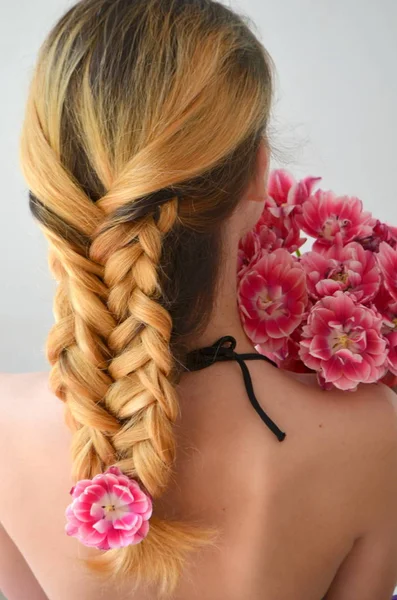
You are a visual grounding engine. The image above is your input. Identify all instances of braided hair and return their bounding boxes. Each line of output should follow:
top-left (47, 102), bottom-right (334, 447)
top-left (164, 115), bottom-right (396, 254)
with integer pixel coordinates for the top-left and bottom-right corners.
top-left (19, 0), bottom-right (273, 596)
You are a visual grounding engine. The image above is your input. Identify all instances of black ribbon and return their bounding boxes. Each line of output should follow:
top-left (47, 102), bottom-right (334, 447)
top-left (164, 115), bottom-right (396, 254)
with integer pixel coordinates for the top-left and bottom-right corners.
top-left (186, 336), bottom-right (286, 443)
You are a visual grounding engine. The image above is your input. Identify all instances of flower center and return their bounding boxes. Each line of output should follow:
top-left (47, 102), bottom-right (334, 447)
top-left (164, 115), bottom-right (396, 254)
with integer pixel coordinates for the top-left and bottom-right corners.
top-left (102, 504), bottom-right (116, 513)
top-left (338, 334), bottom-right (350, 348)
top-left (322, 216), bottom-right (350, 239)
top-left (331, 271), bottom-right (349, 284)
top-left (260, 293), bottom-right (271, 304)
top-left (258, 292), bottom-right (286, 318)
top-left (332, 332), bottom-right (353, 351)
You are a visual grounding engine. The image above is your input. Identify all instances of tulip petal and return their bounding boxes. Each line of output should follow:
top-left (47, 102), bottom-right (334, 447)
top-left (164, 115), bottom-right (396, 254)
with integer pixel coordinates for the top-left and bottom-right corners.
top-left (113, 513), bottom-right (139, 531)
top-left (113, 485), bottom-right (135, 505)
top-left (93, 518), bottom-right (112, 534)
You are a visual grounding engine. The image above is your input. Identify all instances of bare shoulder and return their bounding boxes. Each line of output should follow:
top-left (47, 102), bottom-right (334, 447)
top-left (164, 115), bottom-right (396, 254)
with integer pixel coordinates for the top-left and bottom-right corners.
top-left (0, 371), bottom-right (69, 461)
top-left (325, 381), bottom-right (397, 524)
top-left (280, 375), bottom-right (397, 548)
top-left (282, 370), bottom-right (397, 447)
top-left (0, 370), bottom-right (60, 418)
top-left (0, 370), bottom-right (73, 520)
top-left (281, 373), bottom-right (397, 492)
top-left (315, 379), bottom-right (397, 464)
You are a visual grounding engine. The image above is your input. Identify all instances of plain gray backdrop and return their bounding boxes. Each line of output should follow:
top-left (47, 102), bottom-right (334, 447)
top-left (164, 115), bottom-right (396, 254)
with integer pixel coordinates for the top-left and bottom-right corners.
top-left (1, 1), bottom-right (397, 598)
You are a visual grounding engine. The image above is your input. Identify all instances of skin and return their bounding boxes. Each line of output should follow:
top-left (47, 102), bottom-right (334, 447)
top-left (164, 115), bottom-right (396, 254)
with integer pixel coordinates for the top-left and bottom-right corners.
top-left (1, 142), bottom-right (397, 599)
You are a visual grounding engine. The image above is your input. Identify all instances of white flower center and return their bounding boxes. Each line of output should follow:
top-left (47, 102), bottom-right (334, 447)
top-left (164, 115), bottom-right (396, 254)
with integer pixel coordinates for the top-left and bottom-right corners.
top-left (334, 333), bottom-right (351, 350)
top-left (97, 491), bottom-right (130, 521)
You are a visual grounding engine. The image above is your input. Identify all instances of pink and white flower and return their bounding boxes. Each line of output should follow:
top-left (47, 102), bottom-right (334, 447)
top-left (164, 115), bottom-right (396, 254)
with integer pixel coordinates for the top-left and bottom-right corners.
top-left (373, 284), bottom-right (397, 328)
top-left (373, 285), bottom-right (397, 376)
top-left (257, 225), bottom-right (283, 253)
top-left (376, 242), bottom-right (397, 302)
top-left (359, 220), bottom-right (397, 252)
top-left (238, 248), bottom-right (308, 352)
top-left (300, 238), bottom-right (380, 303)
top-left (385, 331), bottom-right (397, 376)
top-left (256, 203), bottom-right (306, 254)
top-left (258, 322), bottom-right (313, 373)
top-left (297, 190), bottom-right (376, 251)
top-left (237, 230), bottom-right (261, 280)
top-left (65, 466), bottom-right (152, 550)
top-left (267, 169), bottom-right (296, 206)
top-left (299, 293), bottom-right (387, 391)
top-left (252, 170), bottom-right (320, 254)
top-left (268, 170), bottom-right (321, 215)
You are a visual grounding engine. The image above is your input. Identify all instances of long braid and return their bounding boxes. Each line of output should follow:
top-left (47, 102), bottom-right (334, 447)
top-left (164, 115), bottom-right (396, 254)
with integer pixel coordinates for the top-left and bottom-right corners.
top-left (20, 0), bottom-right (274, 594)
top-left (86, 193), bottom-right (215, 594)
top-left (90, 196), bottom-right (180, 494)
top-left (31, 155), bottom-right (213, 591)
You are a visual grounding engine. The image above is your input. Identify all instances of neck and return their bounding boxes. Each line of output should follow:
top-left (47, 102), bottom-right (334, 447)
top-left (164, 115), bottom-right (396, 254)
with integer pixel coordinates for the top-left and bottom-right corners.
top-left (186, 242), bottom-right (257, 355)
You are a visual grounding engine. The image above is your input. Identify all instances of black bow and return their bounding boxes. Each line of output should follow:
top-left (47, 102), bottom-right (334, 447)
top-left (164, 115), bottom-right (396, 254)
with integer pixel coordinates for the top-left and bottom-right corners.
top-left (185, 336), bottom-right (286, 443)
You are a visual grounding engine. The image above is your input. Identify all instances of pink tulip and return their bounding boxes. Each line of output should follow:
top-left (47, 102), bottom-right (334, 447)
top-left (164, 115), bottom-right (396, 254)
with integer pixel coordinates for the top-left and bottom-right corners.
top-left (65, 466), bottom-right (152, 550)
top-left (372, 284), bottom-right (397, 327)
top-left (268, 169), bottom-right (321, 213)
top-left (300, 238), bottom-right (380, 303)
top-left (237, 230), bottom-right (261, 280)
top-left (376, 242), bottom-right (397, 302)
top-left (257, 201), bottom-right (306, 253)
top-left (373, 285), bottom-right (397, 376)
top-left (297, 190), bottom-right (376, 251)
top-left (257, 322), bottom-right (313, 373)
top-left (385, 331), bottom-right (397, 376)
top-left (299, 293), bottom-right (387, 391)
top-left (256, 222), bottom-right (284, 252)
top-left (254, 170), bottom-right (320, 253)
top-left (359, 220), bottom-right (397, 252)
top-left (268, 170), bottom-right (296, 206)
top-left (256, 338), bottom-right (289, 365)
top-left (291, 175), bottom-right (323, 208)
top-left (238, 248), bottom-right (308, 352)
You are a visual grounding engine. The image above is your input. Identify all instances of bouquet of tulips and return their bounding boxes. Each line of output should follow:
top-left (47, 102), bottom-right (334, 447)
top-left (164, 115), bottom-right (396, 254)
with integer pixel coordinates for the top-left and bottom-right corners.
top-left (237, 170), bottom-right (397, 391)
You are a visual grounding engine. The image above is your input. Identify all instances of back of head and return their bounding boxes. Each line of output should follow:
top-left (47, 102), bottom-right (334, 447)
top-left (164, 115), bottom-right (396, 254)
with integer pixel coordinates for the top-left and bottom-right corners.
top-left (19, 0), bottom-right (273, 596)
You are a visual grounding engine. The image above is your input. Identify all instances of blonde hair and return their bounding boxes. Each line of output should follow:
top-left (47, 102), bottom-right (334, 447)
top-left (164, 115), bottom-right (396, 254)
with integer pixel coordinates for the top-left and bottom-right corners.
top-left (19, 0), bottom-right (273, 596)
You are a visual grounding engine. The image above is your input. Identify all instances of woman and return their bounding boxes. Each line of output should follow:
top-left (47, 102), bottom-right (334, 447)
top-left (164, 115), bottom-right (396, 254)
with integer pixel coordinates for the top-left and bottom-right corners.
top-left (1, 0), bottom-right (397, 598)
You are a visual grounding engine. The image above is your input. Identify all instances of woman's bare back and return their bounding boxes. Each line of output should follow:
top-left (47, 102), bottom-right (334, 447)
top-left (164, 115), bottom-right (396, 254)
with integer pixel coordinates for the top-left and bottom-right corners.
top-left (1, 360), bottom-right (397, 600)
